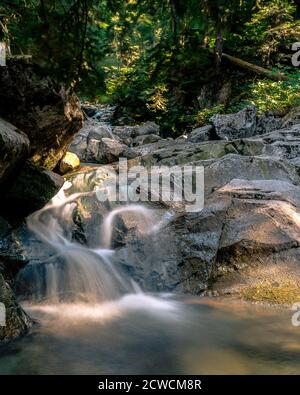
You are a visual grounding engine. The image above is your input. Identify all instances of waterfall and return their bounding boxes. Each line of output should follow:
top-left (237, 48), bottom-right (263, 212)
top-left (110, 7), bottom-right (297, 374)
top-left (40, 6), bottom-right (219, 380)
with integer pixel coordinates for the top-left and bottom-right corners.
top-left (16, 182), bottom-right (151, 304)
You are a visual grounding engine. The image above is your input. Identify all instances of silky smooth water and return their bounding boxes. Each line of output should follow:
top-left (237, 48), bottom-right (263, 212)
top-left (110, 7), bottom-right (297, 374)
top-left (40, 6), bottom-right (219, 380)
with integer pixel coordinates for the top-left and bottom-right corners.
top-left (3, 178), bottom-right (300, 375)
top-left (0, 296), bottom-right (300, 375)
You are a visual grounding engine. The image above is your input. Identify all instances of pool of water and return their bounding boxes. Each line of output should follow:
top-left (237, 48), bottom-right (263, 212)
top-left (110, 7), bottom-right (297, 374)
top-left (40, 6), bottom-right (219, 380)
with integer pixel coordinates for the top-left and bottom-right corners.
top-left (0, 295), bottom-right (300, 375)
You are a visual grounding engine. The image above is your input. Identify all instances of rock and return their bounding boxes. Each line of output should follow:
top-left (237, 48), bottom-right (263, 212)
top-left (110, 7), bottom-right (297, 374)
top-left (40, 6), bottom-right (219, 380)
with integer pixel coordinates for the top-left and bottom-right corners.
top-left (289, 157), bottom-right (300, 173)
top-left (250, 123), bottom-right (300, 160)
top-left (81, 103), bottom-right (99, 118)
top-left (116, 178), bottom-right (300, 299)
top-left (0, 118), bottom-right (30, 184)
top-left (281, 107), bottom-right (300, 128)
top-left (209, 179), bottom-right (300, 299)
top-left (133, 134), bottom-right (162, 146)
top-left (0, 274), bottom-right (32, 343)
top-left (210, 105), bottom-right (257, 140)
top-left (136, 121), bottom-right (160, 137)
top-left (113, 125), bottom-right (139, 142)
top-left (0, 217), bottom-right (11, 238)
top-left (137, 139), bottom-right (266, 167)
top-left (256, 111), bottom-right (282, 134)
top-left (0, 58), bottom-right (83, 170)
top-left (68, 128), bottom-right (89, 160)
top-left (69, 120), bottom-right (117, 162)
top-left (203, 154), bottom-right (300, 196)
top-left (87, 137), bottom-right (136, 164)
top-left (187, 125), bottom-right (215, 143)
top-left (0, 164), bottom-right (64, 220)
top-left (59, 152), bottom-right (80, 174)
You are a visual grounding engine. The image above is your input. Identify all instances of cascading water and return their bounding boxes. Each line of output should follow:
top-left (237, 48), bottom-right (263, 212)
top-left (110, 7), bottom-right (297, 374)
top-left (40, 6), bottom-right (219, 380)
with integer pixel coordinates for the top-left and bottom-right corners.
top-left (16, 182), bottom-right (152, 304)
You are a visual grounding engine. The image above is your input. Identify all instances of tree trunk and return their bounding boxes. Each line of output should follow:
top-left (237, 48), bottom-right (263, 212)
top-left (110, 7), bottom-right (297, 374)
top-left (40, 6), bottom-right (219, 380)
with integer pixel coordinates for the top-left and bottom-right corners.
top-left (222, 53), bottom-right (290, 81)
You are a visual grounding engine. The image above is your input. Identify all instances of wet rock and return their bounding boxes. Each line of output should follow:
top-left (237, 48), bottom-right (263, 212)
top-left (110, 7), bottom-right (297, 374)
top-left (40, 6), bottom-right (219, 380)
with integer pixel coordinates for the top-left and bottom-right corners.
top-left (0, 274), bottom-right (32, 343)
top-left (118, 178), bottom-right (300, 299)
top-left (0, 118), bottom-right (30, 184)
top-left (0, 58), bottom-right (83, 170)
top-left (0, 164), bottom-right (64, 219)
top-left (211, 105), bottom-right (257, 140)
top-left (59, 152), bottom-right (80, 174)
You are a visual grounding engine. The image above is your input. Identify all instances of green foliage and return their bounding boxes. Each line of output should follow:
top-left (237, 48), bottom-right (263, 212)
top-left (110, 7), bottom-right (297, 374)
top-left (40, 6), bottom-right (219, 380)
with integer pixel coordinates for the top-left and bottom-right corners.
top-left (228, 69), bottom-right (300, 114)
top-left (192, 105), bottom-right (226, 128)
top-left (1, 0), bottom-right (300, 135)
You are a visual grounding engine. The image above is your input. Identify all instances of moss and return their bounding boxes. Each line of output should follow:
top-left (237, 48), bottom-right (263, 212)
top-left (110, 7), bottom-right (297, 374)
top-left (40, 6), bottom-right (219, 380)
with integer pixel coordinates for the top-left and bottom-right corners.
top-left (241, 280), bottom-right (300, 305)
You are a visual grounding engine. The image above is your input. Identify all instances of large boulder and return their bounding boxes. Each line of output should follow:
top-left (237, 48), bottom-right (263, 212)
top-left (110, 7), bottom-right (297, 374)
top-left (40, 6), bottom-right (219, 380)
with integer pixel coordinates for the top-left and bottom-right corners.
top-left (0, 118), bottom-right (30, 184)
top-left (135, 121), bottom-right (160, 137)
top-left (187, 125), bottom-right (214, 143)
top-left (0, 58), bottom-right (83, 170)
top-left (210, 105), bottom-right (257, 140)
top-left (0, 164), bottom-right (64, 219)
top-left (87, 137), bottom-right (136, 164)
top-left (0, 274), bottom-right (32, 343)
top-left (115, 178), bottom-right (300, 301)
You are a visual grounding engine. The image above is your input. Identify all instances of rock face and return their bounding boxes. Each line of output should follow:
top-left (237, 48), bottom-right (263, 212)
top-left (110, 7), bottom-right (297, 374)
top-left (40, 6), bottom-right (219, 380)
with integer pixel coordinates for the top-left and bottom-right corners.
top-left (0, 59), bottom-right (83, 170)
top-left (0, 118), bottom-right (30, 184)
top-left (115, 178), bottom-right (300, 298)
top-left (210, 105), bottom-right (257, 140)
top-left (0, 274), bottom-right (32, 343)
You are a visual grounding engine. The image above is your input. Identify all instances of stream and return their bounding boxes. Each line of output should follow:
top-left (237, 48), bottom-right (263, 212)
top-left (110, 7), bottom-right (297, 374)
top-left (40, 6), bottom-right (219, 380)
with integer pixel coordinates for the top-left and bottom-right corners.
top-left (1, 109), bottom-right (300, 375)
top-left (0, 297), bottom-right (300, 374)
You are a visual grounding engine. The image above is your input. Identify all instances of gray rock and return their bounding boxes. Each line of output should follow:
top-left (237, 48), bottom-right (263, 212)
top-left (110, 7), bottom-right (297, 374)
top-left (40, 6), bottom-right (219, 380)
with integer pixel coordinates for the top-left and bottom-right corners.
top-left (281, 106), bottom-right (300, 128)
top-left (69, 120), bottom-right (118, 161)
top-left (115, 178), bottom-right (300, 298)
top-left (256, 111), bottom-right (282, 134)
top-left (0, 118), bottom-right (30, 184)
top-left (136, 121), bottom-right (160, 137)
top-left (203, 154), bottom-right (300, 196)
top-left (113, 125), bottom-right (139, 142)
top-left (210, 105), bottom-right (257, 140)
top-left (87, 137), bottom-right (136, 164)
top-left (187, 125), bottom-right (214, 143)
top-left (133, 134), bottom-right (162, 146)
top-left (250, 123), bottom-right (300, 160)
